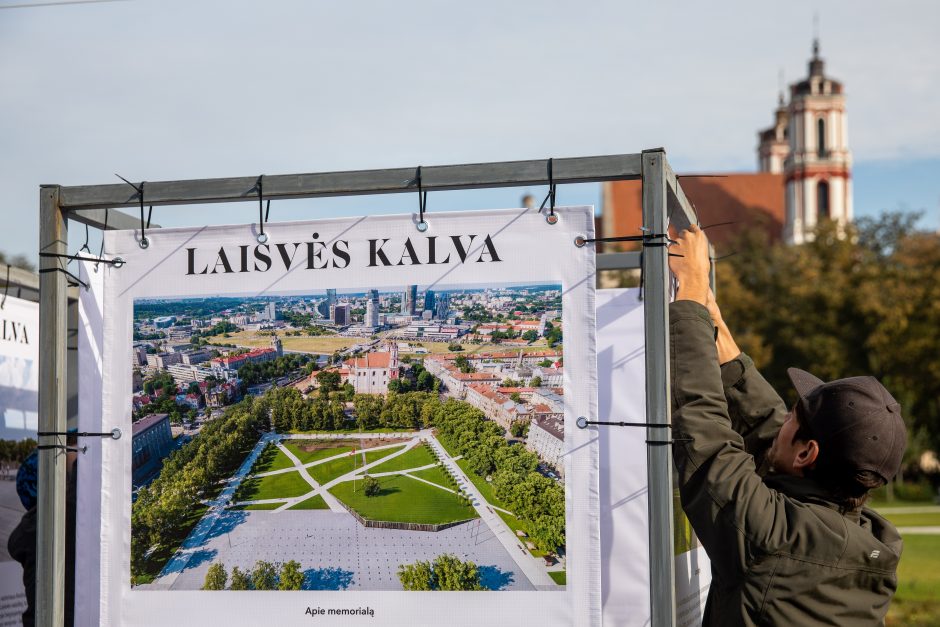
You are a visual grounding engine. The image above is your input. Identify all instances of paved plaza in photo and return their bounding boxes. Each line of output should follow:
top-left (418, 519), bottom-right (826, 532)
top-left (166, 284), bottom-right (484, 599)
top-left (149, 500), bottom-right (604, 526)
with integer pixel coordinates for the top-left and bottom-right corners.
top-left (156, 509), bottom-right (534, 591)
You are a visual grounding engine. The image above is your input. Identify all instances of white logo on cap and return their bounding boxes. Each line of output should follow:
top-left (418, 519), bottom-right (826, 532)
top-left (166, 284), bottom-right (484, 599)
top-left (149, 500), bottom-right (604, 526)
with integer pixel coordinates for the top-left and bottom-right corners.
top-left (870, 550), bottom-right (880, 559)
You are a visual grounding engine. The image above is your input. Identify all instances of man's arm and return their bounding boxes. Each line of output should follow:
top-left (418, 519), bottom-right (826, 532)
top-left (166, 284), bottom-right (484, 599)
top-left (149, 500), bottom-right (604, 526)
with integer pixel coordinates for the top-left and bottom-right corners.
top-left (668, 226), bottom-right (794, 577)
top-left (705, 290), bottom-right (786, 468)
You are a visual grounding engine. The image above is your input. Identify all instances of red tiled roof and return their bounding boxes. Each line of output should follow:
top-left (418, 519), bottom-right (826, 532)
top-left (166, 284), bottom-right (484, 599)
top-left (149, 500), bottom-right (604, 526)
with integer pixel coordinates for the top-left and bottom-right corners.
top-left (345, 352), bottom-right (392, 369)
top-left (602, 173), bottom-right (786, 250)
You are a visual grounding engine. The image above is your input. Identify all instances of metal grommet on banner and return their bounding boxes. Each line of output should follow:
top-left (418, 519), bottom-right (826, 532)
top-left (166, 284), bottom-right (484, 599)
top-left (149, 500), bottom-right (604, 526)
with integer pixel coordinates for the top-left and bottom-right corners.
top-left (256, 175), bottom-right (271, 244)
top-left (574, 235), bottom-right (587, 248)
top-left (576, 416), bottom-right (589, 429)
top-left (539, 158), bottom-right (558, 225)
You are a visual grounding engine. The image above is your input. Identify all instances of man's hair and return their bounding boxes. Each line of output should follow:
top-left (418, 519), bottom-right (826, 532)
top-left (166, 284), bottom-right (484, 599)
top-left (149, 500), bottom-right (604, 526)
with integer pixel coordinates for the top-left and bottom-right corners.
top-left (792, 408), bottom-right (886, 513)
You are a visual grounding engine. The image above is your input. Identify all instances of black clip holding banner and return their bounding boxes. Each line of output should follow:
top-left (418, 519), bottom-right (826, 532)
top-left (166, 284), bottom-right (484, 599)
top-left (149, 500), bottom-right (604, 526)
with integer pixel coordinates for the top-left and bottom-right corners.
top-left (37, 428), bottom-right (123, 454)
top-left (575, 416), bottom-right (692, 446)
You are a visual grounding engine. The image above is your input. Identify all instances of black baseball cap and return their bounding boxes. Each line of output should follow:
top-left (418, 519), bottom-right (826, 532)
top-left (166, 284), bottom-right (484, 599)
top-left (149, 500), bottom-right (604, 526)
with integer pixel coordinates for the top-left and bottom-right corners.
top-left (787, 368), bottom-right (907, 483)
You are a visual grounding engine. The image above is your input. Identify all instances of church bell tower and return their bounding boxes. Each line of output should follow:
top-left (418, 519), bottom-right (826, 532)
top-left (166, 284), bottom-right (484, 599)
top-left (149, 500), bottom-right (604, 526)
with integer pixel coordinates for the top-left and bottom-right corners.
top-left (783, 40), bottom-right (852, 244)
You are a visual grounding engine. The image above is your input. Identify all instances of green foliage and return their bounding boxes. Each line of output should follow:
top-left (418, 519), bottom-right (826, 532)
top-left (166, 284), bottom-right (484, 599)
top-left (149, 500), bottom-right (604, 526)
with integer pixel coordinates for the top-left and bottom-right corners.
top-left (432, 399), bottom-right (564, 551)
top-left (529, 376), bottom-right (542, 388)
top-left (509, 421), bottom-right (529, 438)
top-left (543, 322), bottom-right (563, 347)
top-left (315, 370), bottom-right (341, 392)
top-left (278, 560), bottom-right (305, 590)
top-left (251, 560), bottom-right (278, 591)
top-left (238, 353), bottom-right (310, 386)
top-left (131, 398), bottom-right (264, 580)
top-left (202, 563), bottom-right (227, 590)
top-left (502, 378), bottom-right (522, 387)
top-left (717, 214), bottom-right (940, 457)
top-left (447, 343), bottom-right (464, 352)
top-left (0, 438), bottom-right (36, 463)
top-left (362, 475), bottom-right (381, 497)
top-left (537, 359), bottom-right (553, 368)
top-left (398, 554), bottom-right (482, 591)
top-left (522, 330), bottom-right (539, 342)
top-left (229, 566), bottom-right (250, 590)
top-left (453, 355), bottom-right (474, 373)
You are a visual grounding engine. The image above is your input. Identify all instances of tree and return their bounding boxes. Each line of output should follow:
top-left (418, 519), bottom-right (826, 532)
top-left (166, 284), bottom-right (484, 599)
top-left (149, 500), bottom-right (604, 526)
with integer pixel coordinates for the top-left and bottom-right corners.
top-left (362, 475), bottom-right (381, 497)
top-left (398, 560), bottom-right (434, 591)
top-left (537, 359), bottom-right (553, 368)
top-left (397, 555), bottom-right (482, 591)
top-left (316, 370), bottom-right (341, 392)
top-left (522, 330), bottom-right (538, 342)
top-left (510, 421), bottom-right (529, 438)
top-left (716, 214), bottom-right (940, 459)
top-left (202, 562), bottom-right (227, 590)
top-left (447, 343), bottom-right (464, 352)
top-left (453, 355), bottom-right (474, 373)
top-left (229, 566), bottom-right (250, 590)
top-left (251, 560), bottom-right (278, 590)
top-left (529, 376), bottom-right (542, 388)
top-left (278, 560), bottom-right (305, 590)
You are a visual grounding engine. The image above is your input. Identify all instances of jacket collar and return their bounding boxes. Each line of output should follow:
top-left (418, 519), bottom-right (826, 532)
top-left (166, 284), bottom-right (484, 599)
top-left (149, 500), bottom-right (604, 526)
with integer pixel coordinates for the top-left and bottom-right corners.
top-left (762, 474), bottom-right (859, 519)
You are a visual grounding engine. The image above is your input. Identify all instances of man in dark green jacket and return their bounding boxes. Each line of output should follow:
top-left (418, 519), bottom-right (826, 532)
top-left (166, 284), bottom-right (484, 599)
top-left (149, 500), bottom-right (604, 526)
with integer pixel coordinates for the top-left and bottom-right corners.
top-left (667, 224), bottom-right (906, 626)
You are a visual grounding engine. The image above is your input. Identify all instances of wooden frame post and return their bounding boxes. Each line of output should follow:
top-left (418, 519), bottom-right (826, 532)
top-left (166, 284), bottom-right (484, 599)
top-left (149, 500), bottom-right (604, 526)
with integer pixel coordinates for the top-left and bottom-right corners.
top-left (38, 184), bottom-right (68, 627)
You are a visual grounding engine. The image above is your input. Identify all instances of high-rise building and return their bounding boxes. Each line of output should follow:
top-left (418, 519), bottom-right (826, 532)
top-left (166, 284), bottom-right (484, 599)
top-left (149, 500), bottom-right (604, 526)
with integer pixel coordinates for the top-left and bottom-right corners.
top-left (435, 292), bottom-right (449, 320)
top-left (423, 290), bottom-right (435, 314)
top-left (317, 289), bottom-right (338, 319)
top-left (366, 289), bottom-right (380, 327)
top-left (401, 285), bottom-right (417, 316)
top-left (263, 302), bottom-right (276, 321)
top-left (331, 302), bottom-right (351, 326)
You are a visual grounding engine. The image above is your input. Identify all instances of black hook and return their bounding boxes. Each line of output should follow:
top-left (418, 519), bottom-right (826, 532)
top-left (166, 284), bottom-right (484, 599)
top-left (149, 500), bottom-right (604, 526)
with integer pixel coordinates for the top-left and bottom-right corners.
top-left (80, 223), bottom-right (91, 254)
top-left (1, 264), bottom-right (9, 309)
top-left (415, 166), bottom-right (428, 232)
top-left (256, 175), bottom-right (270, 244)
top-left (115, 174), bottom-right (150, 249)
top-left (96, 208), bottom-right (110, 271)
top-left (539, 158), bottom-right (557, 224)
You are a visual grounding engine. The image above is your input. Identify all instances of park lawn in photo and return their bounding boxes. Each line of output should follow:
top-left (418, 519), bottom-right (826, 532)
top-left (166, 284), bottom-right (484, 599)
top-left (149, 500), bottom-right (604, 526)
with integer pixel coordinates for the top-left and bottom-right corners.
top-left (329, 474), bottom-right (478, 525)
top-left (249, 443), bottom-right (295, 474)
top-left (289, 428), bottom-right (417, 435)
top-left (886, 534), bottom-right (940, 626)
top-left (288, 494), bottom-right (329, 510)
top-left (548, 571), bottom-right (567, 585)
top-left (307, 445), bottom-right (406, 484)
top-left (496, 510), bottom-right (549, 558)
top-left (882, 511), bottom-right (940, 528)
top-left (456, 458), bottom-right (508, 511)
top-left (234, 469), bottom-right (313, 501)
top-left (367, 444), bottom-right (437, 474)
top-left (134, 504), bottom-right (208, 585)
top-left (283, 440), bottom-right (355, 465)
top-left (206, 330), bottom-right (359, 354)
top-left (407, 465), bottom-right (454, 488)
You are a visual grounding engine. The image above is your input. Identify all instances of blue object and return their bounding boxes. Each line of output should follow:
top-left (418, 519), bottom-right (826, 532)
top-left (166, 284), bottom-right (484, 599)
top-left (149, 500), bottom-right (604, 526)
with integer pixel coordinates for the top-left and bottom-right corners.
top-left (15, 450), bottom-right (38, 510)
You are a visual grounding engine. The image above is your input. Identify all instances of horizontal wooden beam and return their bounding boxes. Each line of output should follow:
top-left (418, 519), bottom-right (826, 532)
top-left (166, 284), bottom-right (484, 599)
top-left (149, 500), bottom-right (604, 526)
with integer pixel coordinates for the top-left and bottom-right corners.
top-left (56, 154), bottom-right (644, 211)
top-left (69, 208), bottom-right (159, 231)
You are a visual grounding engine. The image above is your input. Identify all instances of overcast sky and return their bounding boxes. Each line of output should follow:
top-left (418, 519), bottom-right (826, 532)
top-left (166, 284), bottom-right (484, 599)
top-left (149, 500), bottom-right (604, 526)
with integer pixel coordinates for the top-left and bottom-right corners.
top-left (1, 0), bottom-right (938, 262)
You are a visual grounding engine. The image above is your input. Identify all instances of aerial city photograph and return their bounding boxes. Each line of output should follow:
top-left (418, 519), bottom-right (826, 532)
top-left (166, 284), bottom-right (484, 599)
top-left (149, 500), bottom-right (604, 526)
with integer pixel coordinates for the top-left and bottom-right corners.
top-left (130, 282), bottom-right (567, 592)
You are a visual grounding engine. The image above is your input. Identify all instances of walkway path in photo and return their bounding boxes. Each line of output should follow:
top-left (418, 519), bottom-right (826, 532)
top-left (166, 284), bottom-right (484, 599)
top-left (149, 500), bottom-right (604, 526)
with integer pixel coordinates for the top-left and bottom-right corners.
top-left (425, 436), bottom-right (558, 588)
top-left (154, 430), bottom-right (281, 586)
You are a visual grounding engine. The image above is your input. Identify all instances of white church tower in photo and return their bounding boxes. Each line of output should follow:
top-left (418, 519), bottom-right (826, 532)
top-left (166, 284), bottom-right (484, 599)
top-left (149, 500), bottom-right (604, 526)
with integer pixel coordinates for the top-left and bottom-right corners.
top-left (758, 40), bottom-right (853, 244)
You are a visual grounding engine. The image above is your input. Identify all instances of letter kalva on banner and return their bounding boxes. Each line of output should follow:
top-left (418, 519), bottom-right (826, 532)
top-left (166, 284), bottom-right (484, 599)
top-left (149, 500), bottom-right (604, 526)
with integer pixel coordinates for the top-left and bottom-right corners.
top-left (0, 295), bottom-right (39, 625)
top-left (83, 208), bottom-right (600, 626)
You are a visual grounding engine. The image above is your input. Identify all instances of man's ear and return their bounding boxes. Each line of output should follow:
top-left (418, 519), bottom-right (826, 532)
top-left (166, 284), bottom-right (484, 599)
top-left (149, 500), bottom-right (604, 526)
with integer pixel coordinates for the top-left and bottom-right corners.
top-left (793, 439), bottom-right (819, 471)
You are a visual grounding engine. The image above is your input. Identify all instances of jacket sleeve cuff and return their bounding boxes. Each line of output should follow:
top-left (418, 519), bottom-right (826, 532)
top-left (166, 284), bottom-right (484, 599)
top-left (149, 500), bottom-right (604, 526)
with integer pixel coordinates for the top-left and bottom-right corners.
top-left (720, 353), bottom-right (754, 389)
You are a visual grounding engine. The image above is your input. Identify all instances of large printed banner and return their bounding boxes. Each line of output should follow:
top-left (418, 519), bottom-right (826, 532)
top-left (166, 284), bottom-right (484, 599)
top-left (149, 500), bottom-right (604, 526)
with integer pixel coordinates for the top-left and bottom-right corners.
top-left (87, 208), bottom-right (600, 626)
top-left (0, 295), bottom-right (38, 625)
